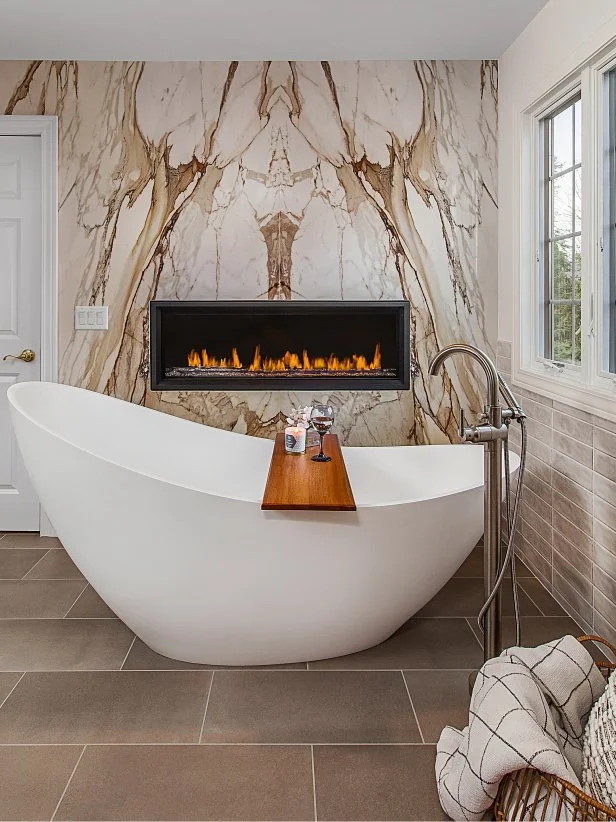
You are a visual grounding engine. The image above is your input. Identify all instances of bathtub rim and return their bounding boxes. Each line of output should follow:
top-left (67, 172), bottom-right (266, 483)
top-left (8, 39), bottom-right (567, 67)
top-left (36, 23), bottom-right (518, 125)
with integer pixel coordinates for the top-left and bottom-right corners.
top-left (8, 381), bottom-right (520, 509)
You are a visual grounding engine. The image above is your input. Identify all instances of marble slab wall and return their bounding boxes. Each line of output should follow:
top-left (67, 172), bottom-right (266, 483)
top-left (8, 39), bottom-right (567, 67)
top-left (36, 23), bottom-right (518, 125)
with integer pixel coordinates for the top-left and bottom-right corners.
top-left (1, 60), bottom-right (498, 445)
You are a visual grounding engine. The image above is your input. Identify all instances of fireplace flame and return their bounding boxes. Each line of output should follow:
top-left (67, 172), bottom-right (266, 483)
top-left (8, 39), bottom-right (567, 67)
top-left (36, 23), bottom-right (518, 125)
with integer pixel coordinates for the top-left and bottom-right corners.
top-left (186, 344), bottom-right (382, 372)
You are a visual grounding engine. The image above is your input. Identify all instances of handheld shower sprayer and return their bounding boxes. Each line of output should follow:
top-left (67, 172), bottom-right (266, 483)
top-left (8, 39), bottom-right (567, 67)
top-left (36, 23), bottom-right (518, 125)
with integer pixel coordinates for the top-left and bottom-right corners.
top-left (428, 345), bottom-right (527, 662)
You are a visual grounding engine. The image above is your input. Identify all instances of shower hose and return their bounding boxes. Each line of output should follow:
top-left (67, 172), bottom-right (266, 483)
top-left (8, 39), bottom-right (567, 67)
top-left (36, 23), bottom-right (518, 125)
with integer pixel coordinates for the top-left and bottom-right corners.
top-left (477, 416), bottom-right (528, 649)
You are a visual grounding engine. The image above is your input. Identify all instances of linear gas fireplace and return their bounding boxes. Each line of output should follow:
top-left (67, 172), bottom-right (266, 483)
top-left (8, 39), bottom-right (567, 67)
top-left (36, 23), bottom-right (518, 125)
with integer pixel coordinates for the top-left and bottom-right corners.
top-left (150, 301), bottom-right (410, 391)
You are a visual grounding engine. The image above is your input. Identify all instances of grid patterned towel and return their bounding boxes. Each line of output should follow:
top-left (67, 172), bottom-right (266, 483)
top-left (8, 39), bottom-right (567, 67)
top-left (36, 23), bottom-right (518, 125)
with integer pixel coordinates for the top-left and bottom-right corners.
top-left (435, 635), bottom-right (606, 821)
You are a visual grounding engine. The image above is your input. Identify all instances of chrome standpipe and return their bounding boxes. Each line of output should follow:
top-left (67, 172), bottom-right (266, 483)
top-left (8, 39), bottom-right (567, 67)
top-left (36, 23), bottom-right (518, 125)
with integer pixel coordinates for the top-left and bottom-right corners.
top-left (429, 344), bottom-right (512, 663)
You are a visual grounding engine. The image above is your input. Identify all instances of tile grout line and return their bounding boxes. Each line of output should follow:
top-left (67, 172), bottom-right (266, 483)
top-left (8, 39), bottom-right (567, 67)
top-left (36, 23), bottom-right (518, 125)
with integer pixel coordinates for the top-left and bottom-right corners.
top-left (0, 666), bottom-right (493, 673)
top-left (465, 617), bottom-right (483, 651)
top-left (0, 672), bottom-right (25, 712)
top-left (0, 578), bottom-right (87, 582)
top-left (517, 579), bottom-right (547, 617)
top-left (198, 671), bottom-right (215, 743)
top-left (0, 741), bottom-right (440, 747)
top-left (62, 583), bottom-right (90, 619)
top-left (20, 548), bottom-right (52, 579)
top-left (400, 670), bottom-right (425, 744)
top-left (310, 744), bottom-right (318, 821)
top-left (0, 617), bottom-right (120, 621)
top-left (50, 744), bottom-right (86, 821)
top-left (119, 635), bottom-right (137, 671)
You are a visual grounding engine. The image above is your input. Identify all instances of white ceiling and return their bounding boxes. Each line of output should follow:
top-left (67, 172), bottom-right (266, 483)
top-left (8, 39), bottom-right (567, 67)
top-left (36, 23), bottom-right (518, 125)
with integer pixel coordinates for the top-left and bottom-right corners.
top-left (0, 0), bottom-right (549, 61)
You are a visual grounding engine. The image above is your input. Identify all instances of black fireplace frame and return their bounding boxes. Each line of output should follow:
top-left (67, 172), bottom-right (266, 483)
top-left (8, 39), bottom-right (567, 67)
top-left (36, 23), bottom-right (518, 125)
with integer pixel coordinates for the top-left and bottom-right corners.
top-left (150, 300), bottom-right (410, 392)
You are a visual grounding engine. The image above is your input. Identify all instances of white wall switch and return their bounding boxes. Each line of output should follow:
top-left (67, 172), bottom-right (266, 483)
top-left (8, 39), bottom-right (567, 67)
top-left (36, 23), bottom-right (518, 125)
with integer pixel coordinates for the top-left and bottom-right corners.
top-left (74, 306), bottom-right (108, 330)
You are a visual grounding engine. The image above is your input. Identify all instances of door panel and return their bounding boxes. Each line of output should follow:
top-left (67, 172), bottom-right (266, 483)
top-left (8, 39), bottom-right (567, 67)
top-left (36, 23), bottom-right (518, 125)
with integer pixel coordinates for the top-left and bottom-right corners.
top-left (0, 135), bottom-right (42, 531)
top-left (0, 219), bottom-right (19, 336)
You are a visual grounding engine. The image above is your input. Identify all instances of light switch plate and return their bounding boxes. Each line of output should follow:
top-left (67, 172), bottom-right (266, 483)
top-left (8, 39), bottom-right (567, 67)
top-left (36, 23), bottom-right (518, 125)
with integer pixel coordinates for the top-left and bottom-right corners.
top-left (75, 306), bottom-right (108, 330)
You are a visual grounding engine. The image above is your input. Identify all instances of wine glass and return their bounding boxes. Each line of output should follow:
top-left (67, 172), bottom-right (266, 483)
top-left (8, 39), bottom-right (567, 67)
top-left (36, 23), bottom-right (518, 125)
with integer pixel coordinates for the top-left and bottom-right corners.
top-left (310, 403), bottom-right (335, 462)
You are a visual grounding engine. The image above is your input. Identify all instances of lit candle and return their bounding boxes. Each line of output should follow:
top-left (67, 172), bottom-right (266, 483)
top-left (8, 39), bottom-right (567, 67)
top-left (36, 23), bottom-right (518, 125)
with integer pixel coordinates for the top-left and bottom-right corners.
top-left (284, 425), bottom-right (306, 454)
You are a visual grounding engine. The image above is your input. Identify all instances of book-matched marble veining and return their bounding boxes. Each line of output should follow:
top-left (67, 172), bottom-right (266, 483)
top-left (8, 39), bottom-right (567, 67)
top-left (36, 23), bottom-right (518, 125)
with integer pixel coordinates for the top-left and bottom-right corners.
top-left (1, 60), bottom-right (498, 445)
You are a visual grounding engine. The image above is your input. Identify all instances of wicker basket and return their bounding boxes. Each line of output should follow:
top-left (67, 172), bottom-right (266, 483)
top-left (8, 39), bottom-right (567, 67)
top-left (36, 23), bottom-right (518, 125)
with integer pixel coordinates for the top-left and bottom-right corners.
top-left (493, 636), bottom-right (616, 821)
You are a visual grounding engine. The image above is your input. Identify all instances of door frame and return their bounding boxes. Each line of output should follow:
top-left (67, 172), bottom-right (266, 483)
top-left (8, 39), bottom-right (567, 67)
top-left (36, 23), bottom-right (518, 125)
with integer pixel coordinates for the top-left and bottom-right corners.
top-left (0, 116), bottom-right (58, 533)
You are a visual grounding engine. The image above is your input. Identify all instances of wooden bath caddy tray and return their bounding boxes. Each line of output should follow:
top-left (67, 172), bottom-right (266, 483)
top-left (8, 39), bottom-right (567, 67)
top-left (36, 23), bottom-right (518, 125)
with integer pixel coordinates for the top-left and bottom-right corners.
top-left (261, 433), bottom-right (357, 511)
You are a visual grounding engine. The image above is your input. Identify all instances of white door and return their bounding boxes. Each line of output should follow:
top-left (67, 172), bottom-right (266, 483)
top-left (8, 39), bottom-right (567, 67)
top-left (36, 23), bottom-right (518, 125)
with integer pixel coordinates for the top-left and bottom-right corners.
top-left (0, 135), bottom-right (42, 531)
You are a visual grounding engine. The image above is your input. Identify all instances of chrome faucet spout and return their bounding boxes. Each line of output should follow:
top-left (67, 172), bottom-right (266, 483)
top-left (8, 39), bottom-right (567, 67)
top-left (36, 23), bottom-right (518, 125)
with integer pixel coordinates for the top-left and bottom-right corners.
top-left (428, 343), bottom-right (500, 408)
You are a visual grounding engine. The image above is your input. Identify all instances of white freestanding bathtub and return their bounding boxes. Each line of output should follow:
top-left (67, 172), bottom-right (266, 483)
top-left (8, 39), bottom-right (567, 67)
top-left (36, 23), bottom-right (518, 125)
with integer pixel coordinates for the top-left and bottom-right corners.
top-left (7, 382), bottom-right (519, 665)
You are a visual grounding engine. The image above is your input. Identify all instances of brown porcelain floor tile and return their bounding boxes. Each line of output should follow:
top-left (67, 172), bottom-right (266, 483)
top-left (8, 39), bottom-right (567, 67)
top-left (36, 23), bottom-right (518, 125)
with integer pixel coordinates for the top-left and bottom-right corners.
top-left (454, 545), bottom-right (485, 577)
top-left (55, 744), bottom-right (314, 821)
top-left (202, 670), bottom-right (420, 743)
top-left (403, 670), bottom-right (472, 743)
top-left (0, 745), bottom-right (83, 821)
top-left (0, 619), bottom-right (134, 670)
top-left (0, 672), bottom-right (22, 703)
top-left (0, 580), bottom-right (87, 618)
top-left (64, 585), bottom-right (118, 618)
top-left (310, 618), bottom-right (483, 670)
top-left (454, 544), bottom-right (534, 578)
top-left (0, 671), bottom-right (212, 743)
top-left (0, 533), bottom-right (63, 550)
top-left (0, 549), bottom-right (47, 579)
top-left (23, 549), bottom-right (83, 579)
top-left (518, 578), bottom-right (567, 616)
top-left (122, 637), bottom-right (307, 670)
top-left (314, 744), bottom-right (447, 821)
top-left (468, 615), bottom-right (588, 651)
top-left (417, 577), bottom-right (540, 618)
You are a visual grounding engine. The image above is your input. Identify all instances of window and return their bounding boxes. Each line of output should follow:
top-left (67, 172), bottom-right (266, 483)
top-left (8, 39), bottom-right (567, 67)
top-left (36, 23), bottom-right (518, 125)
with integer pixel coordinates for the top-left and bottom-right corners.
top-left (604, 67), bottom-right (616, 374)
top-left (516, 44), bottom-right (616, 420)
top-left (540, 96), bottom-right (582, 365)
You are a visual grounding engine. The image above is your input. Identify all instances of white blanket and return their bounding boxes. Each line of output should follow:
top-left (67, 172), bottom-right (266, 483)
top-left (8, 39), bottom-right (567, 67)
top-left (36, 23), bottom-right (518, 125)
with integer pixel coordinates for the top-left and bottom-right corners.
top-left (436, 635), bottom-right (606, 821)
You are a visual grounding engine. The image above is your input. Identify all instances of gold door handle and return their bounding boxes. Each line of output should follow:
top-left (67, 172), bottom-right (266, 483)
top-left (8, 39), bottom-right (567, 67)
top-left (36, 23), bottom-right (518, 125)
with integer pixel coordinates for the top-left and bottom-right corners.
top-left (3, 349), bottom-right (36, 363)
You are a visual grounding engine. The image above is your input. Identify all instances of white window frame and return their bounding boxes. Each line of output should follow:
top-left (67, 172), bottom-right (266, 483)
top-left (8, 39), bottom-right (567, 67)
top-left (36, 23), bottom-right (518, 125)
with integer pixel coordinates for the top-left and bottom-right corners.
top-left (514, 40), bottom-right (616, 422)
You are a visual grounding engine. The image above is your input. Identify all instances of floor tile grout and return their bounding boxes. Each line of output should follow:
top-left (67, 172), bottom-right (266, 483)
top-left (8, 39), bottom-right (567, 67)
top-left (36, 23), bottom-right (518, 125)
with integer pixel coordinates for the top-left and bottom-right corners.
top-left (516, 578), bottom-right (547, 617)
top-left (50, 744), bottom-right (86, 821)
top-left (1, 577), bottom-right (87, 582)
top-left (400, 671), bottom-right (425, 744)
top-left (0, 666), bottom-right (490, 673)
top-left (310, 744), bottom-right (318, 821)
top-left (20, 548), bottom-right (52, 579)
top-left (119, 635), bottom-right (137, 671)
top-left (0, 619), bottom-right (122, 624)
top-left (0, 741), bottom-right (438, 747)
top-left (0, 578), bottom-right (85, 582)
top-left (0, 671), bottom-right (25, 713)
top-left (466, 617), bottom-right (483, 651)
top-left (62, 583), bottom-right (90, 619)
top-left (198, 671), bottom-right (215, 743)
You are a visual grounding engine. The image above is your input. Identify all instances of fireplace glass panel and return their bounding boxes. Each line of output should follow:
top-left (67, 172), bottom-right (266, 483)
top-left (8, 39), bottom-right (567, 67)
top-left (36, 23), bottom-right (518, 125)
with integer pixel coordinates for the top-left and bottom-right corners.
top-left (150, 301), bottom-right (409, 391)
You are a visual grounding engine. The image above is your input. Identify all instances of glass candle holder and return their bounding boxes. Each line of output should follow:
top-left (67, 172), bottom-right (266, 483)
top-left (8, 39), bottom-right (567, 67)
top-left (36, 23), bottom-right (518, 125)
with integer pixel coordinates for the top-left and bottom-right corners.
top-left (284, 425), bottom-right (306, 454)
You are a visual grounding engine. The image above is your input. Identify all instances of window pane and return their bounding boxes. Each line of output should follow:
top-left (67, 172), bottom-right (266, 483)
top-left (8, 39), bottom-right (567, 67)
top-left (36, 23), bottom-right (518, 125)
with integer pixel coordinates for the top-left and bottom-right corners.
top-left (574, 99), bottom-right (582, 166)
top-left (573, 304), bottom-right (582, 364)
top-left (552, 105), bottom-right (574, 172)
top-left (553, 238), bottom-right (572, 299)
top-left (553, 171), bottom-right (574, 236)
top-left (574, 167), bottom-right (582, 233)
top-left (574, 237), bottom-right (582, 300)
top-left (540, 93), bottom-right (581, 366)
top-left (604, 67), bottom-right (616, 373)
top-left (553, 303), bottom-right (573, 362)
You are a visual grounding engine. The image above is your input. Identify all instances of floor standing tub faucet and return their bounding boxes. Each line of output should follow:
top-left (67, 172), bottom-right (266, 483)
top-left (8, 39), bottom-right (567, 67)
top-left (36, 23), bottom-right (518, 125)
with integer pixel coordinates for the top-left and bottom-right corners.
top-left (429, 344), bottom-right (527, 663)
